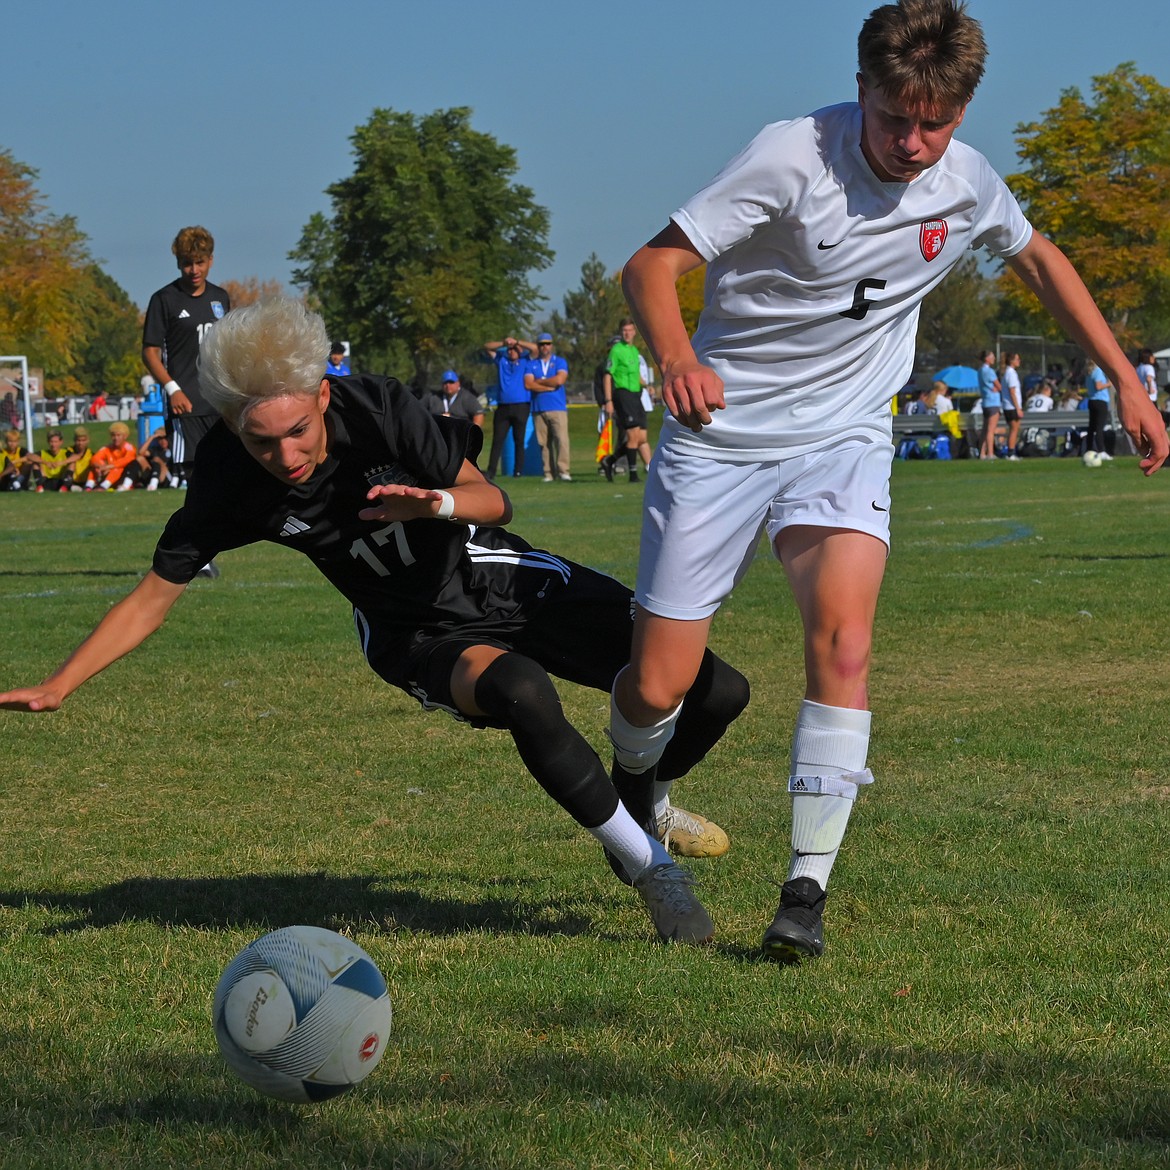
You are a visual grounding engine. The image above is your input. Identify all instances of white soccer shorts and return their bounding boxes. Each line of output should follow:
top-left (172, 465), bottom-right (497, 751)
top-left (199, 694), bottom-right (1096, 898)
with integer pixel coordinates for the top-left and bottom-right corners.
top-left (636, 434), bottom-right (894, 621)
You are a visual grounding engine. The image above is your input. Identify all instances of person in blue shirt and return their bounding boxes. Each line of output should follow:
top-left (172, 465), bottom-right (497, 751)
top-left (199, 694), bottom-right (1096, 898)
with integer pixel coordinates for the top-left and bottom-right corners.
top-left (977, 349), bottom-right (1002, 460)
top-left (1084, 361), bottom-right (1113, 460)
top-left (327, 342), bottom-right (350, 377)
top-left (483, 335), bottom-right (537, 478)
top-left (525, 332), bottom-right (571, 482)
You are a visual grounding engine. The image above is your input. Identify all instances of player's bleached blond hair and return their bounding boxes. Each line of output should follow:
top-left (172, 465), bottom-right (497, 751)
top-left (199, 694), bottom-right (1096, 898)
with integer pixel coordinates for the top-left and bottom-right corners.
top-left (108, 422), bottom-right (130, 440)
top-left (198, 298), bottom-right (331, 429)
top-left (172, 225), bottom-right (215, 262)
top-left (858, 0), bottom-right (986, 111)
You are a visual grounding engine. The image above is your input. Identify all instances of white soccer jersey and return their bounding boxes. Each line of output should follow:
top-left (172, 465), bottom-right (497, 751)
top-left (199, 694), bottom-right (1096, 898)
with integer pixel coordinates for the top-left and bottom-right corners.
top-left (671, 103), bottom-right (1033, 460)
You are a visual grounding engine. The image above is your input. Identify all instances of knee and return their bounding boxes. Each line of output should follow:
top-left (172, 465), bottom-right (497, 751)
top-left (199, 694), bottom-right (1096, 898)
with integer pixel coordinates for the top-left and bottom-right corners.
top-left (621, 664), bottom-right (693, 719)
top-left (809, 619), bottom-right (873, 684)
top-left (474, 653), bottom-right (560, 727)
top-left (691, 652), bottom-right (751, 725)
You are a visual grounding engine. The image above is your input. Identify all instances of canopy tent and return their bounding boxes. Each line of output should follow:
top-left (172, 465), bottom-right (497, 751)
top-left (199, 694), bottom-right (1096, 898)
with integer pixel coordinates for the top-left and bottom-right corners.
top-left (932, 365), bottom-right (980, 391)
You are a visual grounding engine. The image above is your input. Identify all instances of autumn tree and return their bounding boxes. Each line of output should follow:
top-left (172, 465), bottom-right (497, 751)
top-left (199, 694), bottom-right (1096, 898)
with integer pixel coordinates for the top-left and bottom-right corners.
top-left (220, 277), bottom-right (286, 309)
top-left (0, 150), bottom-right (142, 395)
top-left (1005, 63), bottom-right (1170, 346)
top-left (675, 265), bottom-right (706, 339)
top-left (291, 108), bottom-right (552, 387)
top-left (0, 149), bottom-right (91, 374)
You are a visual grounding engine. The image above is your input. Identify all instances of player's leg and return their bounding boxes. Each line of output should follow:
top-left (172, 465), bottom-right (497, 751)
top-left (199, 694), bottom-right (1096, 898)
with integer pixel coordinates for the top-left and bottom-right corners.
top-left (609, 449), bottom-right (771, 869)
top-left (763, 525), bottom-right (886, 962)
top-left (450, 644), bottom-right (713, 944)
top-left (486, 408), bottom-right (509, 478)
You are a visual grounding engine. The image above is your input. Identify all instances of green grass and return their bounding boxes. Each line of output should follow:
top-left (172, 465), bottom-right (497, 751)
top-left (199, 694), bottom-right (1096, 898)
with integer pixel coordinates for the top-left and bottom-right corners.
top-left (3, 423), bottom-right (1170, 1169)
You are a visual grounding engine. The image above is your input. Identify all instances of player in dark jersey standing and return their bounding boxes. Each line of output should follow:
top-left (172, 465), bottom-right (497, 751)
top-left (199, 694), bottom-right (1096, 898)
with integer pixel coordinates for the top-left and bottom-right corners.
top-left (0, 298), bottom-right (748, 946)
top-left (143, 226), bottom-right (230, 576)
top-left (142, 226), bottom-right (231, 490)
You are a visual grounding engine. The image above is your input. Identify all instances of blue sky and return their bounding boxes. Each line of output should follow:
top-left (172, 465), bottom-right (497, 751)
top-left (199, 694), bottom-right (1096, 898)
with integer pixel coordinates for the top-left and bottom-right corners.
top-left (7, 0), bottom-right (1168, 320)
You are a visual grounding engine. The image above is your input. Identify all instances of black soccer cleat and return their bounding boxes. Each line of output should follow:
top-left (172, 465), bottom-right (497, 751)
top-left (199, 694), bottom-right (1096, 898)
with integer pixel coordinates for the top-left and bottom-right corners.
top-left (762, 877), bottom-right (826, 963)
top-left (600, 454), bottom-right (616, 482)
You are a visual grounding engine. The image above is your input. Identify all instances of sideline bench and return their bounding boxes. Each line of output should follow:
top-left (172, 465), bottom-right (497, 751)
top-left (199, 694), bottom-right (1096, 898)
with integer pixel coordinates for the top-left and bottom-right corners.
top-left (892, 410), bottom-right (1106, 456)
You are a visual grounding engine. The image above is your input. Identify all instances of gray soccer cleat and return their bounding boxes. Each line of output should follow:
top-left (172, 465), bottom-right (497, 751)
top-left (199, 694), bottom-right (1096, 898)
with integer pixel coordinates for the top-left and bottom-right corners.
top-left (632, 861), bottom-right (715, 944)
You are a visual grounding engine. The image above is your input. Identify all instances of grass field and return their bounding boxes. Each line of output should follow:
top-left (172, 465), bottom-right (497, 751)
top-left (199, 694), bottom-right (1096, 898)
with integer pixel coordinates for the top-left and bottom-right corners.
top-left (2, 414), bottom-right (1170, 1169)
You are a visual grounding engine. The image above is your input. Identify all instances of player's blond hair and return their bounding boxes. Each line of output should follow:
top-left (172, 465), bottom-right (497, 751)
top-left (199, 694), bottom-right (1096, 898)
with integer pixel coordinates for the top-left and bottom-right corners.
top-left (198, 298), bottom-right (330, 429)
top-left (108, 422), bottom-right (130, 440)
top-left (172, 225), bottom-right (215, 262)
top-left (858, 0), bottom-right (986, 111)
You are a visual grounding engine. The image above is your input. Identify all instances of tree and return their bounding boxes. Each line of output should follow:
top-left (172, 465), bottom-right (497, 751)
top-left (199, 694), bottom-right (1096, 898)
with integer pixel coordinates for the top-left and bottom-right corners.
top-left (220, 277), bottom-right (286, 309)
top-left (290, 108), bottom-right (552, 387)
top-left (1005, 63), bottom-right (1170, 346)
top-left (543, 254), bottom-right (626, 382)
top-left (915, 254), bottom-right (999, 366)
top-left (0, 149), bottom-right (92, 374)
top-left (66, 266), bottom-right (143, 398)
top-left (676, 265), bottom-right (706, 338)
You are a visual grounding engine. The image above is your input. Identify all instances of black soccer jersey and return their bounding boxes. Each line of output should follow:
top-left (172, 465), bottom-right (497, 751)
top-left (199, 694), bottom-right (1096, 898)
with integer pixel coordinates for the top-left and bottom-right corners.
top-left (151, 374), bottom-right (575, 653)
top-left (142, 279), bottom-right (231, 416)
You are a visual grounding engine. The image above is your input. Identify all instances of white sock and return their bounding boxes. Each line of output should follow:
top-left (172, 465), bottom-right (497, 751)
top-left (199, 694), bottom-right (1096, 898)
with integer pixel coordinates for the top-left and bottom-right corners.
top-left (590, 806), bottom-right (671, 879)
top-left (608, 671), bottom-right (683, 776)
top-left (787, 700), bottom-right (871, 889)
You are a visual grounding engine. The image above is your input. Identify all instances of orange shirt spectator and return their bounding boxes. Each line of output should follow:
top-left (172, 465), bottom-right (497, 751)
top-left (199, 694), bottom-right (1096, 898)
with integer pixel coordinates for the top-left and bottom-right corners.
top-left (88, 423), bottom-right (137, 490)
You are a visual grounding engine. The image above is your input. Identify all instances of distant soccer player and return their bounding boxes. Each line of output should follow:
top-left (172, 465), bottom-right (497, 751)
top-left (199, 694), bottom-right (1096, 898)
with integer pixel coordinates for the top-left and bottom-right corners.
top-left (606, 0), bottom-right (1167, 962)
top-left (143, 226), bottom-right (230, 573)
top-left (0, 298), bottom-right (748, 947)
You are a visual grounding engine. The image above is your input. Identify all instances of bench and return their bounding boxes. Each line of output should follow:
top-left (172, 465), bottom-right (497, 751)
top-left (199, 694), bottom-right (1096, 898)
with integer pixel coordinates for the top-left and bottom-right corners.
top-left (892, 409), bottom-right (1107, 457)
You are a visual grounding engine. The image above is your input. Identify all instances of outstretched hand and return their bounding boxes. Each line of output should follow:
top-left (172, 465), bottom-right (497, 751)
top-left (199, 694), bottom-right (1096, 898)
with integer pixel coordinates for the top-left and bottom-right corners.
top-left (0, 687), bottom-right (63, 713)
top-left (358, 484), bottom-right (447, 522)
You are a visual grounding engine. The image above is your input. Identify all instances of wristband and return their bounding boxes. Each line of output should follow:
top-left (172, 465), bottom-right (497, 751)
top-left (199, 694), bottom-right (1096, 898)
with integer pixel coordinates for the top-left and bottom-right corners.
top-left (434, 490), bottom-right (456, 520)
top-left (163, 380), bottom-right (181, 398)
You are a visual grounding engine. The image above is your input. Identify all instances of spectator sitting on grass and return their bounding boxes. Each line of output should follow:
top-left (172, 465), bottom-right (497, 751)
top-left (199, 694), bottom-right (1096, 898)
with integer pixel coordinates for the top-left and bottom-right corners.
top-left (0, 428), bottom-right (32, 491)
top-left (87, 423), bottom-right (138, 491)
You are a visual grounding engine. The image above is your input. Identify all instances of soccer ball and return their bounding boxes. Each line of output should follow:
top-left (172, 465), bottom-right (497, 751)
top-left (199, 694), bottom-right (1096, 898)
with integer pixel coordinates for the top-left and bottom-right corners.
top-left (213, 925), bottom-right (392, 1103)
top-left (1082, 450), bottom-right (1103, 468)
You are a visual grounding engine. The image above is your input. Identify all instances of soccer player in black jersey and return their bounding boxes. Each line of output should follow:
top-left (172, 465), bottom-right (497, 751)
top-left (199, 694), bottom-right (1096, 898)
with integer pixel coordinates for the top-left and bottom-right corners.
top-left (0, 298), bottom-right (748, 946)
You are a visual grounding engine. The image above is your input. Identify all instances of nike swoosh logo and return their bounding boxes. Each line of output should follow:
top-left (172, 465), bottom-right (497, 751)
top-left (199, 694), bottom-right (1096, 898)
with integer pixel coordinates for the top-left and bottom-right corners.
top-left (817, 240), bottom-right (841, 250)
top-left (871, 502), bottom-right (888, 512)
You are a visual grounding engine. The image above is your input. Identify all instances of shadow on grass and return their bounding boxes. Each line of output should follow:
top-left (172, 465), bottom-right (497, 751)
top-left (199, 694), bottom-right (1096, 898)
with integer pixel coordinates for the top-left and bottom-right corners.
top-left (2, 1028), bottom-right (1169, 1166)
top-left (0, 872), bottom-right (605, 938)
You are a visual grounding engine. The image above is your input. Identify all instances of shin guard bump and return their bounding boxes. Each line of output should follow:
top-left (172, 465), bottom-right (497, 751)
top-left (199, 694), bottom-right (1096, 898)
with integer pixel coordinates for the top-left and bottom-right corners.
top-left (789, 769), bottom-right (874, 854)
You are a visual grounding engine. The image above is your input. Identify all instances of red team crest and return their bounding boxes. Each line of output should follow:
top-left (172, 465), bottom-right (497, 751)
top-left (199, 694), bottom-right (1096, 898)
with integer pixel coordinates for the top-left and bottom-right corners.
top-left (919, 219), bottom-right (948, 262)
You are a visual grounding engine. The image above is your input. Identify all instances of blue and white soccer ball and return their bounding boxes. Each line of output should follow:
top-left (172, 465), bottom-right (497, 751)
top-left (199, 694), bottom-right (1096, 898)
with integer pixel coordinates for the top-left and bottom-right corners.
top-left (213, 925), bottom-right (392, 1103)
top-left (1082, 449), bottom-right (1104, 468)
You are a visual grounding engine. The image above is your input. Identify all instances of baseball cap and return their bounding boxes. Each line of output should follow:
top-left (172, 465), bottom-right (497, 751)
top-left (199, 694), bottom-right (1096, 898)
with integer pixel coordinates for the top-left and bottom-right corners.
top-left (442, 369), bottom-right (459, 383)
top-left (537, 332), bottom-right (553, 342)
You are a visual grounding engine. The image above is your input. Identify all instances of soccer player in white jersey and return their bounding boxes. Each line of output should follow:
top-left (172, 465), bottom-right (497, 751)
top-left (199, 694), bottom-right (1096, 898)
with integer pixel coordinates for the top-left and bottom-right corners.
top-left (606, 0), bottom-right (1168, 962)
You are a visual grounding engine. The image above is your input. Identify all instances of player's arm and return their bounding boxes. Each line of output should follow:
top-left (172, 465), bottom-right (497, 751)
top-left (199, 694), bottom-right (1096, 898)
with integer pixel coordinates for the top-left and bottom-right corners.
top-left (1007, 234), bottom-right (1168, 475)
top-left (359, 460), bottom-right (512, 527)
top-left (622, 222), bottom-right (724, 432)
top-left (602, 371), bottom-right (615, 416)
top-left (0, 571), bottom-right (188, 712)
top-left (143, 344), bottom-right (194, 416)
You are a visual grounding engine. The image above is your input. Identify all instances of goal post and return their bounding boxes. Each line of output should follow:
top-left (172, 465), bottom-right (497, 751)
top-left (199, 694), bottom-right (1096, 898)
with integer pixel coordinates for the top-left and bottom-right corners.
top-left (0, 356), bottom-right (32, 452)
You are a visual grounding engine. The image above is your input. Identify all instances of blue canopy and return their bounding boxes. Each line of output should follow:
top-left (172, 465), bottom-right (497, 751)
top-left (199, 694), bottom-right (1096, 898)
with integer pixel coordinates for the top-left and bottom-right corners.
top-left (933, 365), bottom-right (980, 390)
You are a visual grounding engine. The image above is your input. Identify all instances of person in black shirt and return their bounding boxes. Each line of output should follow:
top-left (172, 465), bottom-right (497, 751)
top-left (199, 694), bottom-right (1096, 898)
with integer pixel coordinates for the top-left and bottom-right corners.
top-left (0, 299), bottom-right (748, 947)
top-left (142, 226), bottom-right (231, 488)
